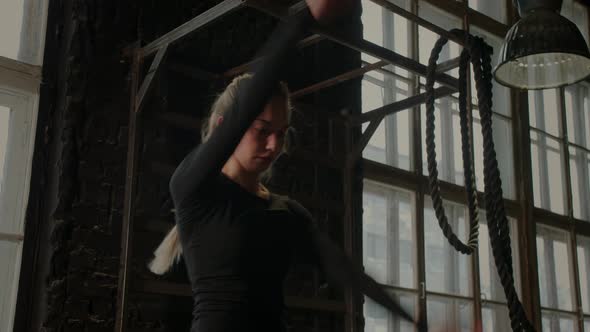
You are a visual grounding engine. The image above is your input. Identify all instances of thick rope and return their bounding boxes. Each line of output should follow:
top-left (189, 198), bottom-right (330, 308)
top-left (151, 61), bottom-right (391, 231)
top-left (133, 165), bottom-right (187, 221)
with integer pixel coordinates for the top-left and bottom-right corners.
top-left (425, 34), bottom-right (480, 255)
top-left (424, 29), bottom-right (535, 332)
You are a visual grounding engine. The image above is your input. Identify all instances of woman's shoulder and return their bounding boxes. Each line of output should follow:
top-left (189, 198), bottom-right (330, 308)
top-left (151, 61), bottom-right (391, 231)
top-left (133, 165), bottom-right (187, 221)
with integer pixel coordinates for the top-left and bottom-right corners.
top-left (270, 195), bottom-right (312, 221)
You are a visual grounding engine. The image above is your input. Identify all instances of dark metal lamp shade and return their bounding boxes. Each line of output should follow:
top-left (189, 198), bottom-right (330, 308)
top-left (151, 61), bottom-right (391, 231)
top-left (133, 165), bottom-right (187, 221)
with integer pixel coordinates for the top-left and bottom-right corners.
top-left (494, 8), bottom-right (590, 90)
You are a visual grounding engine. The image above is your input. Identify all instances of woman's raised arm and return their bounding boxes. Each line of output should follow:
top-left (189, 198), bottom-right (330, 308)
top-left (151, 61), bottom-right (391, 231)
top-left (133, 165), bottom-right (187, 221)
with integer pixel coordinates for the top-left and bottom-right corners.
top-left (169, 8), bottom-right (314, 206)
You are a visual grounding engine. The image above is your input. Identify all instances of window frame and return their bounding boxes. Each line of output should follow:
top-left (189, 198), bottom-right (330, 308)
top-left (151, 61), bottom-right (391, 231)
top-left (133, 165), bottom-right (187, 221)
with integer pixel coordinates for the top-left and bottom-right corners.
top-left (0, 0), bottom-right (47, 327)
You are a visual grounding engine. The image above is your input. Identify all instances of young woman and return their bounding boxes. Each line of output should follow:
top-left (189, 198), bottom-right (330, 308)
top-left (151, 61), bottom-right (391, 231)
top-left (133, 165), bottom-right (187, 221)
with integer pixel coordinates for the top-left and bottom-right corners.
top-left (149, 1), bottom-right (420, 331)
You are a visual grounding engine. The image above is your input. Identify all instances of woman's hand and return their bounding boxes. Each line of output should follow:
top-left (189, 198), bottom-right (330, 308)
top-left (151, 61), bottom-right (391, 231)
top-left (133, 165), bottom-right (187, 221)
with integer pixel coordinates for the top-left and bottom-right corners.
top-left (305, 0), bottom-right (357, 23)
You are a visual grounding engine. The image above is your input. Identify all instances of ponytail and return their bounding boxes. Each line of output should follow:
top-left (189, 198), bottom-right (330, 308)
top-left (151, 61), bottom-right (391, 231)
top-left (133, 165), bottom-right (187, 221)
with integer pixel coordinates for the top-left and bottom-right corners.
top-left (148, 225), bottom-right (183, 275)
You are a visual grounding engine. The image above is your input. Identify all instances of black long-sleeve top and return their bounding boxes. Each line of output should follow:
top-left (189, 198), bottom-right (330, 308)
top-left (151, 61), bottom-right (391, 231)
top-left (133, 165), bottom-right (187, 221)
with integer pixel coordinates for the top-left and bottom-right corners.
top-left (169, 6), bottom-right (415, 332)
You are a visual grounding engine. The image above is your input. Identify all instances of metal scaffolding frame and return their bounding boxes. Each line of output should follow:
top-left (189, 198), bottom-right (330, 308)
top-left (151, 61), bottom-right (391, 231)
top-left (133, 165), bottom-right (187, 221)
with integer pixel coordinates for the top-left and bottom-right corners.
top-left (114, 0), bottom-right (466, 330)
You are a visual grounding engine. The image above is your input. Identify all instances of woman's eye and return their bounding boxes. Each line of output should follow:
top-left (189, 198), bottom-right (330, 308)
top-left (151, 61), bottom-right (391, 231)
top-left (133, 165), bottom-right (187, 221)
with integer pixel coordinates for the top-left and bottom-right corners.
top-left (255, 128), bottom-right (270, 136)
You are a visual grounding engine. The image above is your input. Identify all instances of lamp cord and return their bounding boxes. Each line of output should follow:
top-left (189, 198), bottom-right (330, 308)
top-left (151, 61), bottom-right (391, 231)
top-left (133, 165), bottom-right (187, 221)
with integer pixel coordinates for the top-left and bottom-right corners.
top-left (425, 29), bottom-right (535, 332)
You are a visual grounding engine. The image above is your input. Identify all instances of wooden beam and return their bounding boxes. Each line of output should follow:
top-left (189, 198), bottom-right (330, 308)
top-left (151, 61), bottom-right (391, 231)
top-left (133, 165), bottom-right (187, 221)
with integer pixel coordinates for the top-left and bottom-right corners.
top-left (140, 0), bottom-right (245, 58)
top-left (135, 44), bottom-right (169, 114)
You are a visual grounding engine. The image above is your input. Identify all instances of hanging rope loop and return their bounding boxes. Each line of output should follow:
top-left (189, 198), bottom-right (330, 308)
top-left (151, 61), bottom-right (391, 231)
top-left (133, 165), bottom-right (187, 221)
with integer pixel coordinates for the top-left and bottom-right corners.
top-left (425, 29), bottom-right (535, 332)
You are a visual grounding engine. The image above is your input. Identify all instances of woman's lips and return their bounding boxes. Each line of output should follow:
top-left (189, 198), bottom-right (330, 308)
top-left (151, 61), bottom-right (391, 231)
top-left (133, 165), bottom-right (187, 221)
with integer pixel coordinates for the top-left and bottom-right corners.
top-left (256, 156), bottom-right (272, 162)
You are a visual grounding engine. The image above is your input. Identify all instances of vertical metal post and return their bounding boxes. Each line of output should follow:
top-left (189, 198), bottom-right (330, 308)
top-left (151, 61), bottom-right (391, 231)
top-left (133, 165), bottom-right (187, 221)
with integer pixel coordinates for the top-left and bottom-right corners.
top-left (115, 44), bottom-right (143, 332)
top-left (559, 87), bottom-right (585, 332)
top-left (410, 0), bottom-right (428, 326)
top-left (512, 87), bottom-right (543, 330)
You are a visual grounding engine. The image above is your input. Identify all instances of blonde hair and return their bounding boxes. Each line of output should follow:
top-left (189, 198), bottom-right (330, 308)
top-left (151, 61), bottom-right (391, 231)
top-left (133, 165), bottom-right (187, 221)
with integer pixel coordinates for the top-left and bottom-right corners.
top-left (149, 73), bottom-right (292, 275)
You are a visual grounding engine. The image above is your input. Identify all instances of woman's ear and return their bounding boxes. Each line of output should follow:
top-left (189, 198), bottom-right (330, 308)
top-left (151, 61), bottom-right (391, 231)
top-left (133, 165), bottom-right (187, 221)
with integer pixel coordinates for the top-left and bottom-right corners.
top-left (215, 116), bottom-right (224, 128)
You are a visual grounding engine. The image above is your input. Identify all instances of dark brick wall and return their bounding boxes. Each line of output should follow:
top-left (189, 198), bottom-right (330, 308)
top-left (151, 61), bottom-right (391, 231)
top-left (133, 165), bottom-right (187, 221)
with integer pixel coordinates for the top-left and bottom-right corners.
top-left (19, 0), bottom-right (363, 331)
top-left (33, 1), bottom-right (139, 331)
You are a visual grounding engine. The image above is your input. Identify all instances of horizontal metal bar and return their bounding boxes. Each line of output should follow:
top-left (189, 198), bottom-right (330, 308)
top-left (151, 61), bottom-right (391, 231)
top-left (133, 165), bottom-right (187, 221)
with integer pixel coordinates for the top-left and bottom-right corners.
top-left (368, 0), bottom-right (466, 46)
top-left (362, 60), bottom-right (414, 84)
top-left (426, 290), bottom-right (476, 302)
top-left (436, 56), bottom-right (462, 73)
top-left (362, 159), bottom-right (522, 217)
top-left (245, 0), bottom-right (460, 90)
top-left (132, 279), bottom-right (346, 312)
top-left (140, 0), bottom-right (245, 57)
top-left (223, 33), bottom-right (325, 78)
top-left (167, 62), bottom-right (220, 81)
top-left (297, 33), bottom-right (325, 48)
top-left (0, 232), bottom-right (24, 242)
top-left (292, 60), bottom-right (388, 99)
top-left (351, 86), bottom-right (456, 125)
top-left (539, 307), bottom-right (578, 316)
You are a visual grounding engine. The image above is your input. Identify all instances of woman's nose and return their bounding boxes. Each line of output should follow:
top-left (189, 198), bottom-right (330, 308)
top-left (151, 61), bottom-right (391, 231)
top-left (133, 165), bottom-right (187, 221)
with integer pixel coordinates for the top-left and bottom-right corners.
top-left (266, 134), bottom-right (279, 152)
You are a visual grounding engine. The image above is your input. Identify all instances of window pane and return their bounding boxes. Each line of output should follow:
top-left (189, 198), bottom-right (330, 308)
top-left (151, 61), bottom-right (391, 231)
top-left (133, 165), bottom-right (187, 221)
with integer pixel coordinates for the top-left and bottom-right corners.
top-left (427, 295), bottom-right (474, 332)
top-left (529, 89), bottom-right (562, 137)
top-left (363, 181), bottom-right (416, 288)
top-left (421, 98), bottom-right (515, 198)
top-left (479, 215), bottom-right (521, 303)
top-left (537, 225), bottom-right (575, 311)
top-left (419, 2), bottom-right (462, 79)
top-left (585, 319), bottom-right (590, 332)
top-left (424, 199), bottom-right (472, 296)
top-left (531, 131), bottom-right (566, 214)
top-left (473, 115), bottom-right (516, 199)
top-left (468, 0), bottom-right (507, 23)
top-left (569, 146), bottom-right (590, 220)
top-left (577, 236), bottom-right (590, 314)
top-left (361, 0), bottom-right (410, 75)
top-left (364, 291), bottom-right (417, 332)
top-left (541, 311), bottom-right (577, 332)
top-left (0, 0), bottom-right (25, 61)
top-left (562, 0), bottom-right (589, 45)
top-left (421, 96), bottom-right (463, 185)
top-left (0, 106), bottom-right (9, 194)
top-left (482, 302), bottom-right (511, 332)
top-left (0, 240), bottom-right (22, 332)
top-left (565, 83), bottom-right (590, 148)
top-left (362, 73), bottom-right (413, 170)
top-left (0, 0), bottom-right (47, 65)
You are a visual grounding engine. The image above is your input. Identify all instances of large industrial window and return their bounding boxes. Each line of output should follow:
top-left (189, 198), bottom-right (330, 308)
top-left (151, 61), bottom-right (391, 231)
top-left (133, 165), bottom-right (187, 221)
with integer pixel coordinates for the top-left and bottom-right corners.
top-left (360, 0), bottom-right (590, 331)
top-left (0, 0), bottom-right (47, 331)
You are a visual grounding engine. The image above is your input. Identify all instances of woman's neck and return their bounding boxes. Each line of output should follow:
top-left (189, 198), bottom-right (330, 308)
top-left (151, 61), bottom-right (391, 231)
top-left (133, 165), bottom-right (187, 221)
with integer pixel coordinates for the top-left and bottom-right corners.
top-left (222, 158), bottom-right (265, 198)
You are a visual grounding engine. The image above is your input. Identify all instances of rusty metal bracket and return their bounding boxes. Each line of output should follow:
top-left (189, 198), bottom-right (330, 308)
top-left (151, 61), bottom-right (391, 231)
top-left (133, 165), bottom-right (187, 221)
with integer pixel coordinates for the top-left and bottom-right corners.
top-left (135, 44), bottom-right (169, 113)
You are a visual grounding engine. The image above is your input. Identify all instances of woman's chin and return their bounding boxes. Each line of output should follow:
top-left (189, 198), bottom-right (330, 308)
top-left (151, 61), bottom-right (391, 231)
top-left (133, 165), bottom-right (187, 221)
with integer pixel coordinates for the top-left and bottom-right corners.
top-left (249, 158), bottom-right (272, 173)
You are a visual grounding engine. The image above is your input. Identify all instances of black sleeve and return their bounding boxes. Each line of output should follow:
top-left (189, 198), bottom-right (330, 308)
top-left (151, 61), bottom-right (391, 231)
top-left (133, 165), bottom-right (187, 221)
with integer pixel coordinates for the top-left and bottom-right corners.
top-left (286, 200), bottom-right (417, 326)
top-left (169, 8), bottom-right (314, 206)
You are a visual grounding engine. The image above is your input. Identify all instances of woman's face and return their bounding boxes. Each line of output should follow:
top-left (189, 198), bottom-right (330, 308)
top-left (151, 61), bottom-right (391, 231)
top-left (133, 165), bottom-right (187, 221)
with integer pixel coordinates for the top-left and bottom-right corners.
top-left (232, 95), bottom-right (289, 174)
